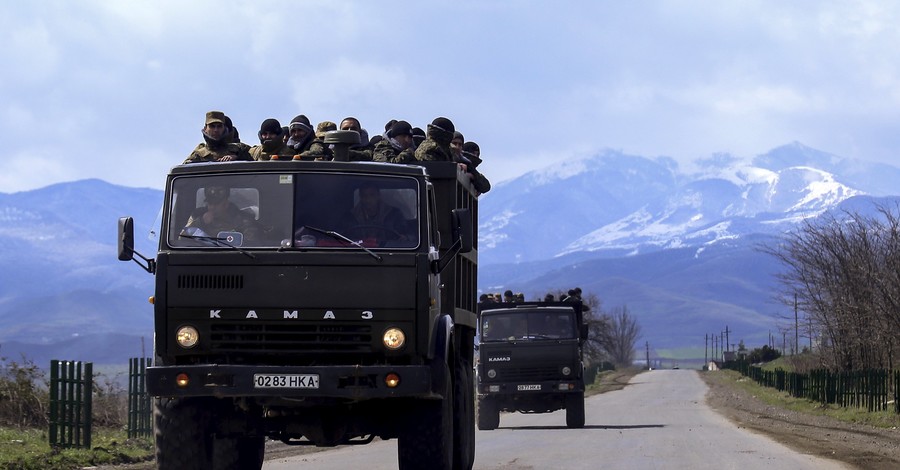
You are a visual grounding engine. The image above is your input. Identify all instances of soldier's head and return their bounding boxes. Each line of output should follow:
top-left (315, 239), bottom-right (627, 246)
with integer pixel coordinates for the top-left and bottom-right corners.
top-left (411, 127), bottom-right (426, 148)
top-left (258, 118), bottom-right (283, 144)
top-left (388, 120), bottom-right (414, 150)
top-left (463, 141), bottom-right (480, 158)
top-left (204, 186), bottom-right (230, 209)
top-left (289, 115), bottom-right (313, 142)
top-left (357, 183), bottom-right (381, 212)
top-left (203, 111), bottom-right (227, 140)
top-left (451, 131), bottom-right (465, 157)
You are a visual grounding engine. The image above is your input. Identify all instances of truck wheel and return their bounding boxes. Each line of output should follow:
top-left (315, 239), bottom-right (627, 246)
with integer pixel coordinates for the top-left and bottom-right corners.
top-left (477, 398), bottom-right (500, 430)
top-left (452, 348), bottom-right (475, 470)
top-left (213, 436), bottom-right (265, 470)
top-left (154, 397), bottom-right (213, 470)
top-left (398, 362), bottom-right (453, 470)
top-left (566, 392), bottom-right (585, 428)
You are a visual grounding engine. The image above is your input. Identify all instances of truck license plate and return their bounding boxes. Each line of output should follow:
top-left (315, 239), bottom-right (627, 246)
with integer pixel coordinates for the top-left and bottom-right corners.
top-left (253, 374), bottom-right (319, 389)
top-left (517, 384), bottom-right (541, 391)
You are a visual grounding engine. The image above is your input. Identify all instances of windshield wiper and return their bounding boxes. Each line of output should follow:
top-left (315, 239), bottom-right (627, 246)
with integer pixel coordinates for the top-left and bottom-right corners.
top-left (301, 225), bottom-right (382, 261)
top-left (178, 231), bottom-right (257, 259)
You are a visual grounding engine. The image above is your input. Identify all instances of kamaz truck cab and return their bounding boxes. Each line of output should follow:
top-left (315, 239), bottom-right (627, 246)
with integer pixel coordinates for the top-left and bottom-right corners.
top-left (476, 301), bottom-right (588, 430)
top-left (118, 138), bottom-right (478, 470)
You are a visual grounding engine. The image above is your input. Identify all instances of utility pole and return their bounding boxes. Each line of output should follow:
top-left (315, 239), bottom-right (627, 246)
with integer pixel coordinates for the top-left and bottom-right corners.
top-left (724, 326), bottom-right (730, 353)
top-left (794, 294), bottom-right (799, 356)
top-left (704, 334), bottom-right (708, 365)
top-left (645, 342), bottom-right (650, 370)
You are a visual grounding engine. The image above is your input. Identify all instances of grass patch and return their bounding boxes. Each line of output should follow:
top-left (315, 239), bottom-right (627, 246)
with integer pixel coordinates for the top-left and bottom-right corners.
top-left (586, 368), bottom-right (644, 396)
top-left (718, 369), bottom-right (900, 429)
top-left (0, 427), bottom-right (154, 470)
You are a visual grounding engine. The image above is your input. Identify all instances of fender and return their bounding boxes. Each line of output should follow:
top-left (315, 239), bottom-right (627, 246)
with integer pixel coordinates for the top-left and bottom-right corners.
top-left (429, 313), bottom-right (454, 395)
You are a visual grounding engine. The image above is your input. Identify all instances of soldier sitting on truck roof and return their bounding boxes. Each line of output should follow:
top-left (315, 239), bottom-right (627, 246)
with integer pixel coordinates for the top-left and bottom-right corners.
top-left (283, 115), bottom-right (315, 158)
top-left (249, 118), bottom-right (293, 161)
top-left (183, 186), bottom-right (261, 242)
top-left (293, 121), bottom-right (336, 161)
top-left (339, 117), bottom-right (374, 161)
top-left (183, 111), bottom-right (253, 164)
top-left (373, 120), bottom-right (416, 164)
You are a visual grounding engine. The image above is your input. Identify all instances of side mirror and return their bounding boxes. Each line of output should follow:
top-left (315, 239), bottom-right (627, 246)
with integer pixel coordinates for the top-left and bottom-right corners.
top-left (451, 208), bottom-right (473, 254)
top-left (118, 217), bottom-right (135, 261)
top-left (580, 323), bottom-right (589, 342)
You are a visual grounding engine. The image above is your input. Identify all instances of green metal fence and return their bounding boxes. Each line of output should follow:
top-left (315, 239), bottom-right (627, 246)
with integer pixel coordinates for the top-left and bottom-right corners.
top-left (48, 360), bottom-right (93, 448)
top-left (724, 361), bottom-right (899, 414)
top-left (127, 357), bottom-right (153, 438)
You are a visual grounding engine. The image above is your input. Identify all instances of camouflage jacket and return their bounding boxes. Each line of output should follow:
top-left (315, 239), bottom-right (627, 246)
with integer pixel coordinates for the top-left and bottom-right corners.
top-left (249, 141), bottom-right (294, 161)
top-left (184, 142), bottom-right (253, 164)
top-left (373, 138), bottom-right (415, 163)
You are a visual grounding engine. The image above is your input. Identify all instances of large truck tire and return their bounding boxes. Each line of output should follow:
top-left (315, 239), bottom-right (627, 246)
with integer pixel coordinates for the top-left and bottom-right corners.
top-left (566, 392), bottom-right (585, 429)
top-left (213, 436), bottom-right (266, 470)
top-left (154, 397), bottom-right (213, 470)
top-left (477, 397), bottom-right (500, 430)
top-left (398, 362), bottom-right (453, 470)
top-left (452, 338), bottom-right (475, 470)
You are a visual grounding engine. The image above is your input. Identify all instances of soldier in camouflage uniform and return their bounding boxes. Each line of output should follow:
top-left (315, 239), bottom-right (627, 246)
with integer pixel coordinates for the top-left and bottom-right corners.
top-left (414, 117), bottom-right (455, 162)
top-left (184, 111), bottom-right (253, 164)
top-left (461, 141), bottom-right (491, 194)
top-left (294, 121), bottom-right (336, 161)
top-left (373, 120), bottom-right (416, 163)
top-left (284, 115), bottom-right (315, 158)
top-left (249, 118), bottom-right (293, 161)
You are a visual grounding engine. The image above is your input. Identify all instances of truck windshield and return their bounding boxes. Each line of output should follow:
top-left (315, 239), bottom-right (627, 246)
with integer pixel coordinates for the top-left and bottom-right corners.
top-left (480, 310), bottom-right (576, 342)
top-left (166, 172), bottom-right (420, 249)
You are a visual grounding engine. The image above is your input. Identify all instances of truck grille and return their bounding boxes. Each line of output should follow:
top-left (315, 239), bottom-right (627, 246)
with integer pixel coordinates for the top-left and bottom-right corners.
top-left (492, 366), bottom-right (561, 381)
top-left (178, 274), bottom-right (244, 290)
top-left (210, 323), bottom-right (372, 354)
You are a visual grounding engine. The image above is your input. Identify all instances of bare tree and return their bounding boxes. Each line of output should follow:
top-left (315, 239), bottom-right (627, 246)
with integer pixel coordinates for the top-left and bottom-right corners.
top-left (763, 204), bottom-right (900, 371)
top-left (591, 305), bottom-right (641, 367)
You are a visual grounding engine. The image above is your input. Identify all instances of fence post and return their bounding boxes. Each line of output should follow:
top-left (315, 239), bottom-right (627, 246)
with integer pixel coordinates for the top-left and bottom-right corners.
top-left (48, 360), bottom-right (93, 449)
top-left (128, 357), bottom-right (153, 438)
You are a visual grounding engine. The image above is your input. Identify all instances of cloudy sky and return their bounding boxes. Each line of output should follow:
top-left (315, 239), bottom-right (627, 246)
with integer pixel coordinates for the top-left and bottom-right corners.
top-left (2, 1), bottom-right (899, 193)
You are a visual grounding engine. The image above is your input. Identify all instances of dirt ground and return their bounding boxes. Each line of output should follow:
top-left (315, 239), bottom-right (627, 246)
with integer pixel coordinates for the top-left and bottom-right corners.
top-left (701, 370), bottom-right (900, 470)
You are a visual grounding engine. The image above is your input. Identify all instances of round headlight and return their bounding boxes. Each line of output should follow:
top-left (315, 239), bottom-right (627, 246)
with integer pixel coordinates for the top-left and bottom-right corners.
top-left (176, 325), bottom-right (199, 349)
top-left (561, 366), bottom-right (572, 376)
top-left (487, 369), bottom-right (497, 379)
top-left (383, 328), bottom-right (406, 350)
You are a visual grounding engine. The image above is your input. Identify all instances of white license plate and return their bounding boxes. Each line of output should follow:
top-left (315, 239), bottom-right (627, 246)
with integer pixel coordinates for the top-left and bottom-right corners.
top-left (517, 384), bottom-right (541, 391)
top-left (253, 374), bottom-right (319, 389)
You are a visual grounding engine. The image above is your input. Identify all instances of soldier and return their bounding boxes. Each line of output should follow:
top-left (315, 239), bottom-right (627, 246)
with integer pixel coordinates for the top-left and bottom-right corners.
top-left (184, 111), bottom-right (253, 164)
top-left (340, 117), bottom-right (374, 161)
top-left (451, 131), bottom-right (465, 161)
top-left (462, 141), bottom-right (492, 195)
top-left (411, 127), bottom-right (426, 149)
top-left (183, 186), bottom-right (261, 241)
top-left (249, 118), bottom-right (293, 161)
top-left (294, 121), bottom-right (336, 161)
top-left (284, 114), bottom-right (315, 157)
top-left (373, 120), bottom-right (416, 163)
top-left (414, 117), bottom-right (455, 162)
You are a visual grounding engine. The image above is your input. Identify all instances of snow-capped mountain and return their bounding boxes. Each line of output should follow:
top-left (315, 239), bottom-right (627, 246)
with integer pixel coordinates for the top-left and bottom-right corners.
top-left (479, 142), bottom-right (894, 264)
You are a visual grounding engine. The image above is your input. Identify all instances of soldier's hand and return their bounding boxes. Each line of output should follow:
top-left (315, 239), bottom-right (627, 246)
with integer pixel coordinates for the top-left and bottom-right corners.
top-left (218, 155), bottom-right (237, 162)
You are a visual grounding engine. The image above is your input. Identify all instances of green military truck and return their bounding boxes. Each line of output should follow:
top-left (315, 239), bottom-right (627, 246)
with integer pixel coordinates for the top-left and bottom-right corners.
top-left (118, 135), bottom-right (478, 470)
top-left (476, 301), bottom-right (588, 430)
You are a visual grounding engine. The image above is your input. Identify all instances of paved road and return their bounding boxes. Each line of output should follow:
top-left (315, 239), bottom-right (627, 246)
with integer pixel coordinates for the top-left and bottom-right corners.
top-left (263, 369), bottom-right (848, 469)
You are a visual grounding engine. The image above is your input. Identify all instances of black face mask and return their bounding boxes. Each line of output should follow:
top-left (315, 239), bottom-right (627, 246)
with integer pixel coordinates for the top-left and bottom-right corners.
top-left (202, 129), bottom-right (228, 149)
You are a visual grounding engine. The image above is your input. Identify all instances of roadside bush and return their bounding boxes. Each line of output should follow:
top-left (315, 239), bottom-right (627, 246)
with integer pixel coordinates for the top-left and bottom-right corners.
top-left (0, 353), bottom-right (49, 428)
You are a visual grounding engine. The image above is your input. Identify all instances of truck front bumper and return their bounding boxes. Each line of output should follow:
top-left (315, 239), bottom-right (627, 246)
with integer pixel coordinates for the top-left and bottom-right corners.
top-left (147, 364), bottom-right (433, 399)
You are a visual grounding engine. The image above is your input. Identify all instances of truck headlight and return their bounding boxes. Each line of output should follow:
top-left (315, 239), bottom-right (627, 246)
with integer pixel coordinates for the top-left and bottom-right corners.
top-left (175, 325), bottom-right (199, 349)
top-left (383, 328), bottom-right (406, 350)
top-left (561, 366), bottom-right (572, 376)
